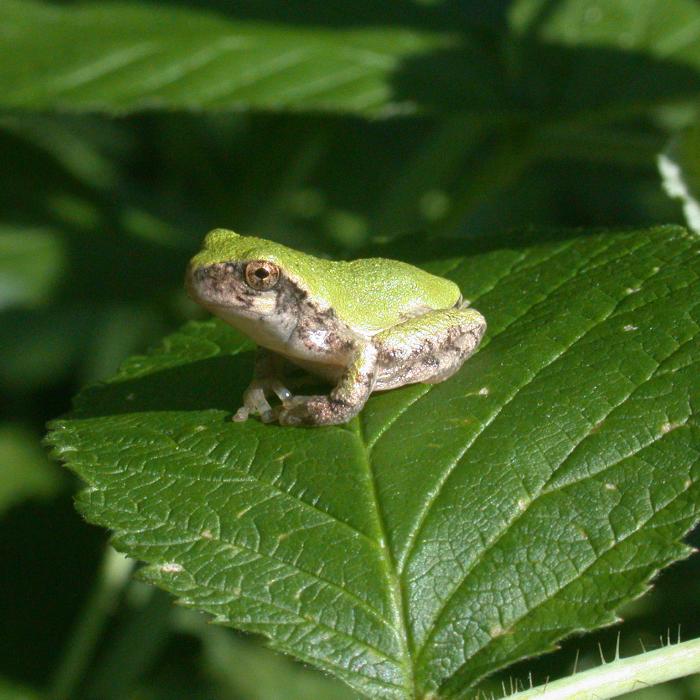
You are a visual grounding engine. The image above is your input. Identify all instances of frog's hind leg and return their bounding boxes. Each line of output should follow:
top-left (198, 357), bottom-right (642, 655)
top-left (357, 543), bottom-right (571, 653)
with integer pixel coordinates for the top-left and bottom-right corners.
top-left (373, 303), bottom-right (486, 390)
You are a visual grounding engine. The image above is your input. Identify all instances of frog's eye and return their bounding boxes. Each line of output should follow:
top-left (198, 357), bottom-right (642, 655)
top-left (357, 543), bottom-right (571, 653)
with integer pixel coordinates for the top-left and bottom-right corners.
top-left (244, 260), bottom-right (280, 290)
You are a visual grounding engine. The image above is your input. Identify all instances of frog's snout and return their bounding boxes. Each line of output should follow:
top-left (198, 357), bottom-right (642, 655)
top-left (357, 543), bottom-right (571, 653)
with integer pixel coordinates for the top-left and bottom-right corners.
top-left (185, 261), bottom-right (246, 307)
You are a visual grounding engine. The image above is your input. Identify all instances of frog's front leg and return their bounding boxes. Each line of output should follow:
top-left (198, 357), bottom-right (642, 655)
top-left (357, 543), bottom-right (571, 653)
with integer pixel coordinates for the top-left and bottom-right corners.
top-left (276, 344), bottom-right (377, 427)
top-left (234, 347), bottom-right (293, 423)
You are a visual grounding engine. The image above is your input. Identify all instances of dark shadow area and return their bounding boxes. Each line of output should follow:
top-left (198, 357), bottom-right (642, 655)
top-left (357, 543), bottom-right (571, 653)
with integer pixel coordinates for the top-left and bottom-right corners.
top-left (390, 40), bottom-right (700, 116)
top-left (0, 128), bottom-right (190, 304)
top-left (66, 350), bottom-right (333, 421)
top-left (0, 494), bottom-right (105, 686)
top-left (364, 225), bottom-right (606, 263)
top-left (68, 353), bottom-right (255, 419)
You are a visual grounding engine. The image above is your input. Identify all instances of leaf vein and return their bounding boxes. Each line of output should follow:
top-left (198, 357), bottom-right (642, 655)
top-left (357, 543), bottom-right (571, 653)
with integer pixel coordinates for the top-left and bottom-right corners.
top-left (185, 574), bottom-right (405, 675)
top-left (354, 416), bottom-right (415, 695)
top-left (112, 496), bottom-right (398, 635)
top-left (143, 436), bottom-right (383, 550)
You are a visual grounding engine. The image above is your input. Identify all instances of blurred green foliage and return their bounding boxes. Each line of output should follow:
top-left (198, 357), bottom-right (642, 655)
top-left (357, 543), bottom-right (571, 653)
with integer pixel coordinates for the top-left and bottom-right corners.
top-left (1, 0), bottom-right (699, 698)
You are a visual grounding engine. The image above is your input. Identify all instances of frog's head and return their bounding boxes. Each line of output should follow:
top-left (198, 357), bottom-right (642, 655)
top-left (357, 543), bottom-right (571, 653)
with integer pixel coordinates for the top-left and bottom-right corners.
top-left (186, 229), bottom-right (324, 341)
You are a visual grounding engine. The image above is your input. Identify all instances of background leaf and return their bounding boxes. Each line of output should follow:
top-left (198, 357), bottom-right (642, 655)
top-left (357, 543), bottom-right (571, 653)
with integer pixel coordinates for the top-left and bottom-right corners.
top-left (0, 0), bottom-right (451, 116)
top-left (47, 226), bottom-right (700, 699)
top-left (3, 0), bottom-right (700, 118)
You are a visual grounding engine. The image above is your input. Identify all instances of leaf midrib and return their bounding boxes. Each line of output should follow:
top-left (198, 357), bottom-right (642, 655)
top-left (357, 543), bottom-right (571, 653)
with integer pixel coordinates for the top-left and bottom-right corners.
top-left (353, 417), bottom-right (416, 698)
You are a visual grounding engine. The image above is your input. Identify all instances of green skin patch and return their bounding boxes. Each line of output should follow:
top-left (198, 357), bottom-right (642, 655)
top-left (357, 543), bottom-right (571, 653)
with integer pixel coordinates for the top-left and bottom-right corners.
top-left (190, 229), bottom-right (462, 333)
top-left (187, 229), bottom-right (486, 426)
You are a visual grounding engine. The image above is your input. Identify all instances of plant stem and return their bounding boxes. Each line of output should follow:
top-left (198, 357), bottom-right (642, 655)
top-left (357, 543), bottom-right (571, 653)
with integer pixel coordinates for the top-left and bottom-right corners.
top-left (509, 637), bottom-right (700, 699)
top-left (84, 587), bottom-right (173, 700)
top-left (46, 545), bottom-right (134, 700)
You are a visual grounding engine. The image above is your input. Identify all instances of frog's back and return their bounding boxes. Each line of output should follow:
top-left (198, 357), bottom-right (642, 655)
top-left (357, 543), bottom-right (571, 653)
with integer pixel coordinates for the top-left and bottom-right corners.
top-left (327, 257), bottom-right (462, 334)
top-left (191, 230), bottom-right (462, 335)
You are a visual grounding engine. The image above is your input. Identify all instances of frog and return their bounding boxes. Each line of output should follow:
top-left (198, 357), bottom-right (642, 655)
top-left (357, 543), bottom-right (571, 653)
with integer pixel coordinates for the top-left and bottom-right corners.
top-left (186, 228), bottom-right (486, 426)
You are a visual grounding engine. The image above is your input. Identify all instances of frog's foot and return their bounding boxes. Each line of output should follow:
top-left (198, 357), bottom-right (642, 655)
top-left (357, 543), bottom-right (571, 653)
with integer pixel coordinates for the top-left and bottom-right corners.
top-left (275, 395), bottom-right (359, 427)
top-left (233, 378), bottom-right (293, 423)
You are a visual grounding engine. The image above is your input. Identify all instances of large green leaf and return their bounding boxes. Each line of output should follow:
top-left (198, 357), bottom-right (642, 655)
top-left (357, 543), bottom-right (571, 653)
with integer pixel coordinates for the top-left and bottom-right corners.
top-left (3, 0), bottom-right (700, 117)
top-left (47, 226), bottom-right (700, 699)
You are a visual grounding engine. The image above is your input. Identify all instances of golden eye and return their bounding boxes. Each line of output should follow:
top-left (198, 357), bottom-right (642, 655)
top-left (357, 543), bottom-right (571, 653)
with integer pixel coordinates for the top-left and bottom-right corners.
top-left (244, 261), bottom-right (280, 290)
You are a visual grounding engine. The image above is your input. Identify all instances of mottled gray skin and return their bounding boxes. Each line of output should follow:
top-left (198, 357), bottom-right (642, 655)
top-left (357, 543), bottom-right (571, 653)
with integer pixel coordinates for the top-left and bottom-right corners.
top-left (187, 258), bottom-right (486, 426)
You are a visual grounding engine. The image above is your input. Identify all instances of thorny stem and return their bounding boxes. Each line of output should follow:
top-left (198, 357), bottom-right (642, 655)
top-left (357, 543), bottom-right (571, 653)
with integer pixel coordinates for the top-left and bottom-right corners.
top-left (508, 637), bottom-right (700, 699)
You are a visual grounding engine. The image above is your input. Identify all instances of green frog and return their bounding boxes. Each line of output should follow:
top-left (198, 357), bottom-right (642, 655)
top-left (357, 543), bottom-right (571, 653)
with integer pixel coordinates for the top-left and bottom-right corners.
top-left (186, 229), bottom-right (486, 426)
